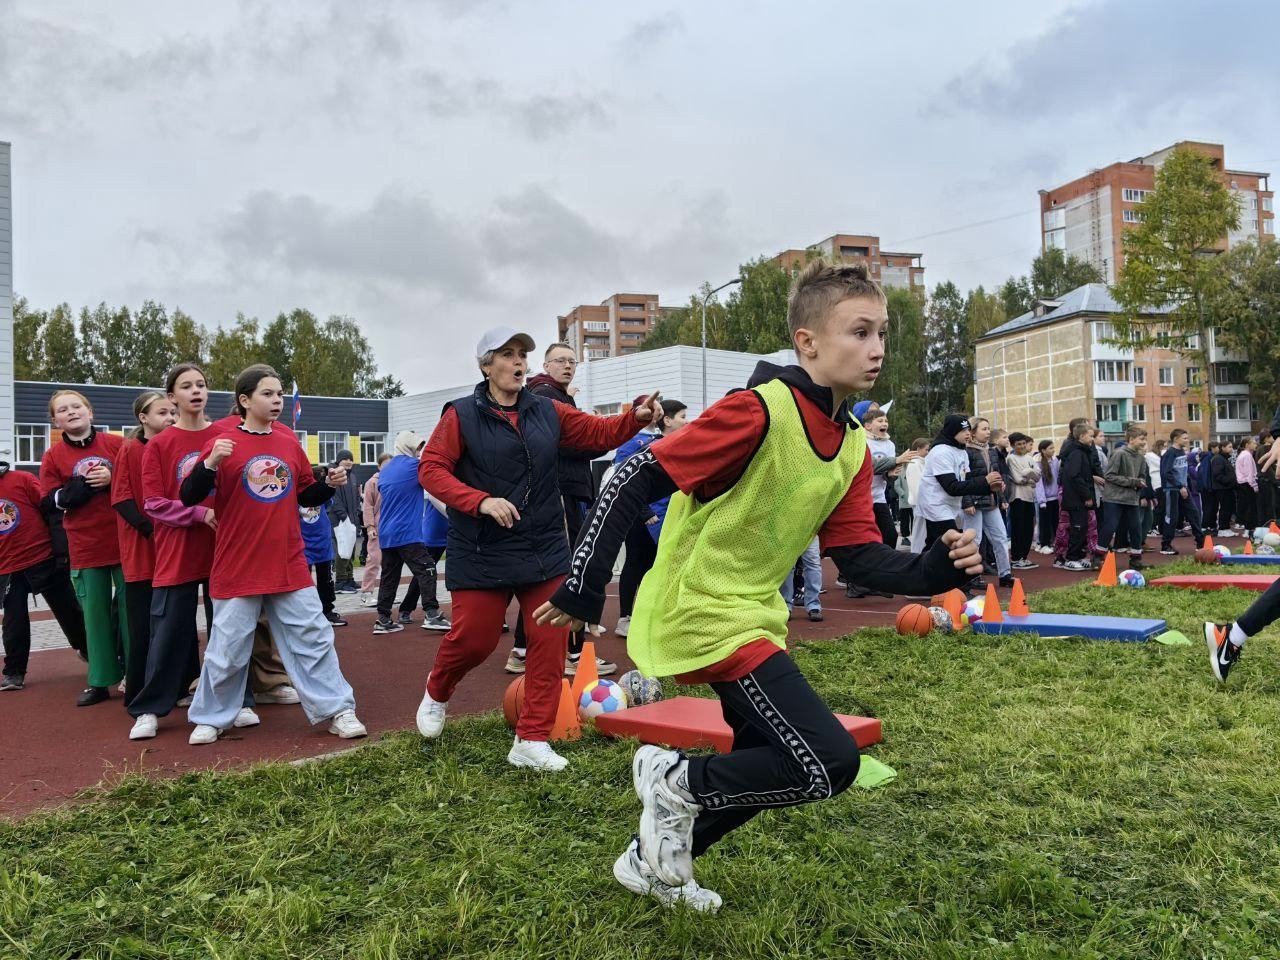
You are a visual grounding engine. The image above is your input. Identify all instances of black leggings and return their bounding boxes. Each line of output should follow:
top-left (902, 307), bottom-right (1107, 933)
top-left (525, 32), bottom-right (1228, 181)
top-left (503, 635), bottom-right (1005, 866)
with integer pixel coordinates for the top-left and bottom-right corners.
top-left (311, 561), bottom-right (335, 615)
top-left (1037, 501), bottom-right (1059, 548)
top-left (1236, 484), bottom-right (1258, 532)
top-left (123, 579), bottom-right (152, 707)
top-left (1, 559), bottom-right (87, 677)
top-left (1239, 578), bottom-right (1280, 637)
top-left (1215, 488), bottom-right (1236, 533)
top-left (686, 651), bottom-right (859, 858)
top-left (619, 519), bottom-right (659, 618)
top-left (873, 502), bottom-right (897, 547)
top-left (1009, 499), bottom-right (1035, 561)
top-left (923, 518), bottom-right (958, 551)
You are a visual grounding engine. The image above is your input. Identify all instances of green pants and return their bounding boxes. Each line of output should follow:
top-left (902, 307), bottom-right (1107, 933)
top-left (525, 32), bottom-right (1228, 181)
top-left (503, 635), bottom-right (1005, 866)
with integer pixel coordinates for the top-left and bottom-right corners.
top-left (71, 566), bottom-right (129, 688)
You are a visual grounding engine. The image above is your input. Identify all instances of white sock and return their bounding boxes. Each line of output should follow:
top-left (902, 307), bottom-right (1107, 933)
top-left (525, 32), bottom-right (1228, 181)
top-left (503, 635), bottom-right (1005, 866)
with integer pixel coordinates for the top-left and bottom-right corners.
top-left (513, 647), bottom-right (527, 658)
top-left (1229, 623), bottom-right (1248, 648)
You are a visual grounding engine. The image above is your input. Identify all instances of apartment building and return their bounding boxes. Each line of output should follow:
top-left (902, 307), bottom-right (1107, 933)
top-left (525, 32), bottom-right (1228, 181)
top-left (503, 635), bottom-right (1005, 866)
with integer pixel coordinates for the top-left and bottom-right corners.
top-left (973, 284), bottom-right (1262, 444)
top-left (558, 292), bottom-right (661, 361)
top-left (1039, 141), bottom-right (1273, 283)
top-left (770, 233), bottom-right (924, 290)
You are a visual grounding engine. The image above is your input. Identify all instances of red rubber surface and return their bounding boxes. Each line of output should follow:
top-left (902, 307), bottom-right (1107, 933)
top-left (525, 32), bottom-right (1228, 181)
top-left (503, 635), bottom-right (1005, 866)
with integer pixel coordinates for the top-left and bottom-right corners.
top-left (1151, 574), bottom-right (1278, 592)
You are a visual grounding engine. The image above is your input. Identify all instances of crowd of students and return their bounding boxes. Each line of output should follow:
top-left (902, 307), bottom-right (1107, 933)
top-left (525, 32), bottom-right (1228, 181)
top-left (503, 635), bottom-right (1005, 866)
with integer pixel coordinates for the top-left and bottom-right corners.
top-left (2, 262), bottom-right (1279, 911)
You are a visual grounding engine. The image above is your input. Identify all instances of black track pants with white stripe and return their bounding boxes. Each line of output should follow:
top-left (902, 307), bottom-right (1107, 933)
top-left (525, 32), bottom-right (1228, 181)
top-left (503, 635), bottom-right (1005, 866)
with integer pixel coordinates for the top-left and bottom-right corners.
top-left (685, 651), bottom-right (861, 858)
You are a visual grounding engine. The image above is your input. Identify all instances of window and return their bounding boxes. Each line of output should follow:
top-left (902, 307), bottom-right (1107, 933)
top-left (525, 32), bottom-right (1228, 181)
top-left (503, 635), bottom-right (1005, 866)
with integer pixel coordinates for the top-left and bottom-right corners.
top-left (15, 424), bottom-right (48, 464)
top-left (1092, 321), bottom-right (1116, 342)
top-left (1045, 229), bottom-right (1066, 250)
top-left (1094, 360), bottom-right (1132, 382)
top-left (1122, 188), bottom-right (1150, 203)
top-left (1122, 209), bottom-right (1144, 223)
top-left (594, 402), bottom-right (621, 415)
top-left (1185, 366), bottom-right (1200, 386)
top-left (586, 348), bottom-right (610, 359)
top-left (1264, 197), bottom-right (1274, 212)
top-left (839, 245), bottom-right (869, 257)
top-left (1160, 404), bottom-right (1174, 422)
top-left (359, 433), bottom-right (385, 463)
top-left (584, 321), bottom-right (609, 331)
top-left (1132, 403), bottom-right (1146, 422)
top-left (1158, 366), bottom-right (1173, 386)
top-left (1133, 366), bottom-right (1145, 385)
top-left (1266, 220), bottom-right (1276, 235)
top-left (1214, 362), bottom-right (1249, 384)
top-left (1218, 398), bottom-right (1253, 421)
top-left (619, 303), bottom-right (645, 312)
top-left (93, 424), bottom-right (110, 435)
top-left (1187, 403), bottom-right (1201, 423)
top-left (1043, 209), bottom-right (1066, 231)
top-left (318, 431), bottom-right (347, 464)
top-left (1095, 402), bottom-right (1120, 424)
top-left (1248, 197), bottom-right (1259, 211)
top-left (294, 430), bottom-right (307, 448)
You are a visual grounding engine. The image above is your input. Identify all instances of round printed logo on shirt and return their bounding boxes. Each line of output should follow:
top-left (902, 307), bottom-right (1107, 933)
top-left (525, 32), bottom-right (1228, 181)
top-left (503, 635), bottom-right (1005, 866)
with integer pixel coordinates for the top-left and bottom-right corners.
top-left (0, 499), bottom-right (19, 535)
top-left (241, 455), bottom-right (293, 503)
top-left (176, 451), bottom-right (201, 481)
top-left (71, 455), bottom-right (111, 477)
top-left (299, 506), bottom-right (322, 523)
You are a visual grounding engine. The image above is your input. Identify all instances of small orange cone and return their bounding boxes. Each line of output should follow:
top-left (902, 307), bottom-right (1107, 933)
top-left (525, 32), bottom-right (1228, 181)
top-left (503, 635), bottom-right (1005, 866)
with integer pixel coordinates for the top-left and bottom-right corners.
top-left (943, 588), bottom-right (965, 628)
top-left (570, 639), bottom-right (600, 704)
top-left (1008, 578), bottom-right (1030, 617)
top-left (983, 583), bottom-right (1003, 623)
top-left (1093, 551), bottom-right (1118, 587)
top-left (550, 679), bottom-right (581, 741)
top-left (1244, 538), bottom-right (1255, 555)
top-left (1204, 533), bottom-right (1215, 551)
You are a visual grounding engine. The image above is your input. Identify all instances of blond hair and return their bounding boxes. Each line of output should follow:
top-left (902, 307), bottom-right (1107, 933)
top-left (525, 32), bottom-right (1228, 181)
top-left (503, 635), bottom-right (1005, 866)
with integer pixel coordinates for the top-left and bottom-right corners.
top-left (786, 259), bottom-right (886, 347)
top-left (48, 389), bottom-right (93, 420)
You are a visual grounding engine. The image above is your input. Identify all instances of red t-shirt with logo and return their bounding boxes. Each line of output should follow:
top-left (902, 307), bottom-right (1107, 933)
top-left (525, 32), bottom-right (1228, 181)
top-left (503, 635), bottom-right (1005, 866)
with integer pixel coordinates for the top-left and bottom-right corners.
top-left (200, 426), bottom-right (316, 599)
top-left (0, 469), bottom-right (54, 575)
top-left (39, 430), bottom-right (124, 569)
top-left (142, 423), bottom-right (219, 587)
top-left (110, 437), bottom-right (155, 583)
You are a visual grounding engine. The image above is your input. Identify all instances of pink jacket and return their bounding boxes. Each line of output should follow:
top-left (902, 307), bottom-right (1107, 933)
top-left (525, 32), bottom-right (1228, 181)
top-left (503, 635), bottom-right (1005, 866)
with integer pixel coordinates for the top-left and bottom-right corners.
top-left (1236, 449), bottom-right (1258, 491)
top-left (361, 473), bottom-right (381, 533)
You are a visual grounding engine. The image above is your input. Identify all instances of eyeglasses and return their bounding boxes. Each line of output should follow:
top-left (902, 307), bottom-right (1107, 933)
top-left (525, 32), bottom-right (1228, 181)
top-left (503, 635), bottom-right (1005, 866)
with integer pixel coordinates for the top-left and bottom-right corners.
top-left (547, 358), bottom-right (577, 366)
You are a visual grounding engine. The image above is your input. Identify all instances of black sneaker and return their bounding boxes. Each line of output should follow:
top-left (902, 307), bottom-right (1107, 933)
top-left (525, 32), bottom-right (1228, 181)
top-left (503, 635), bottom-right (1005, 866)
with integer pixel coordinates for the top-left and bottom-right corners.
top-left (324, 611), bottom-right (348, 627)
top-left (373, 618), bottom-right (404, 635)
top-left (0, 673), bottom-right (24, 691)
top-left (807, 610), bottom-right (824, 622)
top-left (1205, 623), bottom-right (1241, 683)
top-left (76, 686), bottom-right (110, 706)
top-left (1128, 555), bottom-right (1145, 571)
top-left (422, 611), bottom-right (451, 631)
top-left (845, 584), bottom-right (869, 599)
top-left (398, 612), bottom-right (414, 625)
top-left (998, 575), bottom-right (1015, 588)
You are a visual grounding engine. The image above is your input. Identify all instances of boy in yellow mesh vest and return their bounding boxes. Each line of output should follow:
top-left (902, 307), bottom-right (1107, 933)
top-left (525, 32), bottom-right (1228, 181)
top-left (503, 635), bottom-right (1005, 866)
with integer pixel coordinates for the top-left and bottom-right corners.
top-left (536, 261), bottom-right (982, 911)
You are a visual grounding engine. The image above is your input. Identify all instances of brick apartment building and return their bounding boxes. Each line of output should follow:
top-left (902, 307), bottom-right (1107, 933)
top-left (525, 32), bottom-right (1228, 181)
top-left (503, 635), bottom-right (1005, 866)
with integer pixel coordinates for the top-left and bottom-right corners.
top-left (557, 292), bottom-right (661, 361)
top-left (770, 233), bottom-right (925, 290)
top-left (973, 284), bottom-right (1262, 446)
top-left (1039, 141), bottom-right (1274, 283)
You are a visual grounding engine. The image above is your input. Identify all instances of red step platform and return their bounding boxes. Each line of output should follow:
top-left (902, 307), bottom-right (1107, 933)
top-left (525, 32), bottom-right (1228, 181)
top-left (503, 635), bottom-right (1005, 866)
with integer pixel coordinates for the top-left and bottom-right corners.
top-left (594, 696), bottom-right (882, 753)
top-left (1152, 574), bottom-right (1278, 592)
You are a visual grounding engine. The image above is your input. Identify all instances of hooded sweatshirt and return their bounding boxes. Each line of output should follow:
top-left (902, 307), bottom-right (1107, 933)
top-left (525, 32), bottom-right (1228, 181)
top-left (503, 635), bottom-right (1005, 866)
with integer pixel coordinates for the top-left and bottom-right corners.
top-left (917, 417), bottom-right (994, 522)
top-left (1101, 444), bottom-right (1149, 506)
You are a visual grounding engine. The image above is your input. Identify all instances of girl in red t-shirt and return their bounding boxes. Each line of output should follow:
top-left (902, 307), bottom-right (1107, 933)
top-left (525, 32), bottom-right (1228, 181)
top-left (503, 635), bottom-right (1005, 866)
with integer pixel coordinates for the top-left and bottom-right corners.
top-left (39, 389), bottom-right (128, 706)
top-left (179, 365), bottom-right (366, 744)
top-left (111, 391), bottom-right (175, 716)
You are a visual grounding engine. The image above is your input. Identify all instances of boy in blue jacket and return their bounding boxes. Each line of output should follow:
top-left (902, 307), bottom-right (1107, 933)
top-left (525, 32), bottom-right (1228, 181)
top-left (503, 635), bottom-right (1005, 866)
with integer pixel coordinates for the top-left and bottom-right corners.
top-left (1159, 429), bottom-right (1205, 556)
top-left (300, 466), bottom-right (346, 627)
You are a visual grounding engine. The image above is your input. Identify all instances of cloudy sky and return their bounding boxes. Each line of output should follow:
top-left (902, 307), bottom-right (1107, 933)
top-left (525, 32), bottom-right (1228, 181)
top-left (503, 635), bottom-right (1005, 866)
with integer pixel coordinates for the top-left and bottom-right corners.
top-left (3, 0), bottom-right (1276, 392)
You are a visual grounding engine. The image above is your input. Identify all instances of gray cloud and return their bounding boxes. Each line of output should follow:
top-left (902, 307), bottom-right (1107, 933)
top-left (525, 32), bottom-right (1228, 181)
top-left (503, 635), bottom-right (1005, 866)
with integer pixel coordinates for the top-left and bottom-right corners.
top-left (621, 12), bottom-right (684, 48)
top-left (410, 70), bottom-right (611, 139)
top-left (939, 0), bottom-right (1274, 123)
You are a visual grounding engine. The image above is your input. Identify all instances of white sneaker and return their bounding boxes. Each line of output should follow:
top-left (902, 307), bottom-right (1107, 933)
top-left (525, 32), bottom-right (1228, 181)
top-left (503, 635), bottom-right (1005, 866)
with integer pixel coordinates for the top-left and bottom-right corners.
top-left (233, 707), bottom-right (260, 728)
top-left (176, 695), bottom-right (193, 707)
top-left (328, 709), bottom-right (368, 738)
top-left (189, 724), bottom-right (222, 745)
top-left (615, 615), bottom-right (630, 638)
top-left (633, 745), bottom-right (699, 887)
top-left (416, 683), bottom-right (448, 738)
top-left (507, 736), bottom-right (568, 772)
top-left (613, 837), bottom-right (721, 912)
top-left (359, 592), bottom-right (376, 606)
top-left (255, 684), bottom-right (300, 704)
top-left (129, 713), bottom-right (158, 740)
top-left (1218, 530), bottom-right (1235, 539)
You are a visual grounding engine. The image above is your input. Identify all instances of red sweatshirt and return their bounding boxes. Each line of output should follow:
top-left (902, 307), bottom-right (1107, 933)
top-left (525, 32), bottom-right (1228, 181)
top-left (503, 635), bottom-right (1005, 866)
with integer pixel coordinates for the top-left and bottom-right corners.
top-left (40, 430), bottom-right (125, 569)
top-left (0, 469), bottom-right (54, 575)
top-left (142, 423), bottom-right (219, 588)
top-left (111, 437), bottom-right (155, 583)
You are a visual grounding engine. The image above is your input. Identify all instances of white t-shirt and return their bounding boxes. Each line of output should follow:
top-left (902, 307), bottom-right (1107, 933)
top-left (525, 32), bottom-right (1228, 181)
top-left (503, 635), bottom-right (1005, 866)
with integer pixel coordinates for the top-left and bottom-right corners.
top-left (867, 435), bottom-right (896, 504)
top-left (905, 457), bottom-right (925, 507)
top-left (917, 443), bottom-right (971, 522)
top-left (1145, 451), bottom-right (1162, 490)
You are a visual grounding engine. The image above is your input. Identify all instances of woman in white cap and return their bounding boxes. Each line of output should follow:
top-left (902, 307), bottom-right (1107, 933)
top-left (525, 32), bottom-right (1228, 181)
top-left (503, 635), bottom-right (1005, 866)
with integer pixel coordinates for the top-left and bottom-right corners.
top-left (416, 326), bottom-right (661, 771)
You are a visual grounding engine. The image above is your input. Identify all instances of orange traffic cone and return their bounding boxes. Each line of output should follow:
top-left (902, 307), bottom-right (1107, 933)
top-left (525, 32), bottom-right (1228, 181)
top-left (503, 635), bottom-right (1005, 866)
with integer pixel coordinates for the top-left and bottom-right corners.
top-left (550, 679), bottom-right (581, 741)
top-left (1093, 551), bottom-right (1118, 587)
top-left (943, 588), bottom-right (965, 628)
top-left (570, 639), bottom-right (600, 704)
top-left (983, 583), bottom-right (1003, 623)
top-left (1244, 538), bottom-right (1255, 555)
top-left (1204, 533), bottom-right (1216, 551)
top-left (1271, 521), bottom-right (1280, 535)
top-left (1008, 578), bottom-right (1030, 617)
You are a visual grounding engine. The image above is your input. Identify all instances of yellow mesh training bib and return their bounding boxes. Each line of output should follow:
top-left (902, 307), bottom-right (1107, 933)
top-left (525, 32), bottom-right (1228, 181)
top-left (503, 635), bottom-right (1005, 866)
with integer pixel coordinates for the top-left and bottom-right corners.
top-left (628, 379), bottom-right (866, 677)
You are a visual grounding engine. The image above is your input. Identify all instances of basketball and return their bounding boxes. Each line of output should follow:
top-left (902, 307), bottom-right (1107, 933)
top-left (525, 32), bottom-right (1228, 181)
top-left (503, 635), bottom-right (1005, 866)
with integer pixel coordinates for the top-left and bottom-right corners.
top-left (895, 603), bottom-right (933, 636)
top-left (1194, 547), bottom-right (1219, 564)
top-left (502, 676), bottom-right (526, 729)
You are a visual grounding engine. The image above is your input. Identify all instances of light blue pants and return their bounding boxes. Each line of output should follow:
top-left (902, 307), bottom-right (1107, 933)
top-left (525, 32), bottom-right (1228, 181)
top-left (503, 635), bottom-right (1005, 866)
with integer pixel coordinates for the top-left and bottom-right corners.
top-left (962, 507), bottom-right (1011, 578)
top-left (189, 589), bottom-right (355, 730)
top-left (781, 537), bottom-right (823, 612)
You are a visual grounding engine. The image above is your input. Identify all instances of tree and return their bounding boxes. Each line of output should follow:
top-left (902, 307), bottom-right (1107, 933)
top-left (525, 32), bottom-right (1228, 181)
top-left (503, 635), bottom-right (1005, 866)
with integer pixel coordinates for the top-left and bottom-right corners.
top-left (128, 301), bottom-right (177, 386)
top-left (997, 276), bottom-right (1032, 319)
top-left (1030, 248), bottom-right (1103, 300)
top-left (169, 308), bottom-right (207, 369)
top-left (1111, 145), bottom-right (1240, 438)
top-left (721, 257), bottom-right (791, 355)
top-left (204, 313), bottom-right (263, 392)
top-left (923, 281), bottom-right (969, 425)
top-left (1205, 239), bottom-right (1280, 421)
top-left (877, 286), bottom-right (928, 443)
top-left (13, 297), bottom-right (46, 380)
top-left (42, 304), bottom-right (84, 383)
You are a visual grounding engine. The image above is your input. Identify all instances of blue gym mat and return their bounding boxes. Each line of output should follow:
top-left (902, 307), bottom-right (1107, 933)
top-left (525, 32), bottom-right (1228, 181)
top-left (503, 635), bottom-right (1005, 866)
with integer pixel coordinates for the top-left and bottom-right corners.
top-left (970, 612), bottom-right (1167, 643)
top-left (1220, 554), bottom-right (1280, 566)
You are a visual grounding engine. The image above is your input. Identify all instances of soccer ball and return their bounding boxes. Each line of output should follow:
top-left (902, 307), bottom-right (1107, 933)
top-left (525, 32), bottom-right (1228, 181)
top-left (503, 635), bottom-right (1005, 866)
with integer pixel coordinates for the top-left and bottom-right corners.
top-left (1213, 544), bottom-right (1232, 559)
top-left (1118, 569), bottom-right (1146, 588)
top-left (578, 679), bottom-right (627, 720)
top-left (963, 596), bottom-right (985, 623)
top-left (617, 669), bottom-right (664, 706)
top-left (928, 606), bottom-right (954, 633)
top-left (1259, 543), bottom-right (1277, 556)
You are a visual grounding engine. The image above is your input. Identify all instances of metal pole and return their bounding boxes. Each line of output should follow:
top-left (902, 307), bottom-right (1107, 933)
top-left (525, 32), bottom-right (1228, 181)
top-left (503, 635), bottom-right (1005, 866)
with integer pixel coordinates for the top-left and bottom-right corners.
top-left (701, 277), bottom-right (742, 412)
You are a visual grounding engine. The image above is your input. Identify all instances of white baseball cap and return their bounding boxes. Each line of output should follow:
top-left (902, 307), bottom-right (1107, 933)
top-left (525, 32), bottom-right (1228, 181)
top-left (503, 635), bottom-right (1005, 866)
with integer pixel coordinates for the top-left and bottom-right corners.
top-left (476, 326), bottom-right (536, 360)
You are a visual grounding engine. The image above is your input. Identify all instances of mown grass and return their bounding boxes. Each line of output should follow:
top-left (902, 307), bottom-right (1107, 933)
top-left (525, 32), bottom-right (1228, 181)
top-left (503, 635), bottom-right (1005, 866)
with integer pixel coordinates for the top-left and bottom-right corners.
top-left (3, 561), bottom-right (1279, 959)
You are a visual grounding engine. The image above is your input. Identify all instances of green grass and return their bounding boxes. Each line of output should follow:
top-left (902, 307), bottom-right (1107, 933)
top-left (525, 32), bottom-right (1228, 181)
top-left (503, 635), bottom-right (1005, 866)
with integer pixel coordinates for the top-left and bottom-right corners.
top-left (3, 566), bottom-right (1279, 959)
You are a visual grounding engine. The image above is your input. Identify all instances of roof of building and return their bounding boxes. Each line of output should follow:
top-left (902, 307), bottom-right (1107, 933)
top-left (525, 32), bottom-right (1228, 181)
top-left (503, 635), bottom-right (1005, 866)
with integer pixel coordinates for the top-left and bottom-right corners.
top-left (976, 283), bottom-right (1173, 343)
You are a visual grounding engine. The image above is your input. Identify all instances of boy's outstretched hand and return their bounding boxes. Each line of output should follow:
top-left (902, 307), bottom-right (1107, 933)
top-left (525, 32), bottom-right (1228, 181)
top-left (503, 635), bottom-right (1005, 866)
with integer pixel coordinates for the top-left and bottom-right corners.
top-left (942, 528), bottom-right (983, 576)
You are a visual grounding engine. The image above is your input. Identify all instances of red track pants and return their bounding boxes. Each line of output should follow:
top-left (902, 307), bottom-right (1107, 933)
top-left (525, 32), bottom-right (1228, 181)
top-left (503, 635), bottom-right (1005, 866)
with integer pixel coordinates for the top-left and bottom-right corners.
top-left (426, 576), bottom-right (567, 741)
